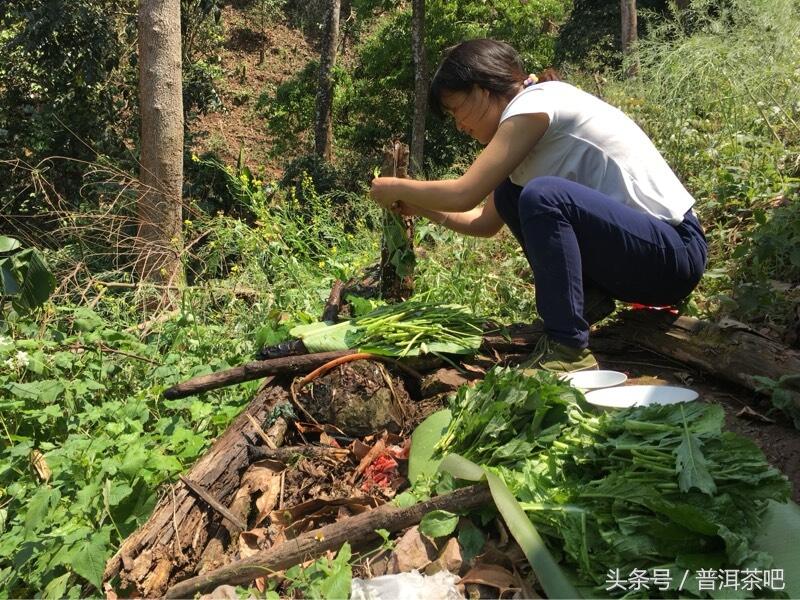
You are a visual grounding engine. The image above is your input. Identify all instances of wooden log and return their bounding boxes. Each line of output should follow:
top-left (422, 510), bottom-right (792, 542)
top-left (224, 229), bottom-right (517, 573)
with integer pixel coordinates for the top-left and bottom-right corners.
top-left (163, 350), bottom-right (354, 399)
top-left (596, 310), bottom-right (800, 405)
top-left (196, 416), bottom-right (288, 575)
top-left (164, 484), bottom-right (492, 598)
top-left (165, 350), bottom-right (436, 401)
top-left (247, 444), bottom-right (349, 463)
top-left (103, 380), bottom-right (291, 596)
top-left (321, 279), bottom-right (345, 322)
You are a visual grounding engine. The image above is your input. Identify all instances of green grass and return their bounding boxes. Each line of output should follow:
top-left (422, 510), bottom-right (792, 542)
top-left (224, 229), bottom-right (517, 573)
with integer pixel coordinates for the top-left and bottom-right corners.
top-left (599, 0), bottom-right (800, 328)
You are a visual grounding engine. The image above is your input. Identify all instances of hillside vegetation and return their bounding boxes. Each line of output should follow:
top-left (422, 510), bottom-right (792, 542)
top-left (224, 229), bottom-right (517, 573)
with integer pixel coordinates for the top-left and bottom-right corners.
top-left (1, 0), bottom-right (799, 596)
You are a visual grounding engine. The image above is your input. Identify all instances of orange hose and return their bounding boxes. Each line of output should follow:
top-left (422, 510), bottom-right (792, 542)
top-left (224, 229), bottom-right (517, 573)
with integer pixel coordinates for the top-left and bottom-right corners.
top-left (296, 352), bottom-right (378, 389)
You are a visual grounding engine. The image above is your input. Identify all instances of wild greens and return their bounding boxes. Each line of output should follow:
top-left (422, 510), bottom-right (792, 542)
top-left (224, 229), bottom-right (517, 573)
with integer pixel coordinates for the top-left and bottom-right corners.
top-left (436, 368), bottom-right (791, 594)
top-left (290, 299), bottom-right (484, 356)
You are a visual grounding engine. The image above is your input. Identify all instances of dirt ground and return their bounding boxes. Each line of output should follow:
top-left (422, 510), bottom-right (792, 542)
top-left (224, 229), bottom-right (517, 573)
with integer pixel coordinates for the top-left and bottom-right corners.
top-left (189, 9), bottom-right (315, 180)
top-left (597, 346), bottom-right (800, 503)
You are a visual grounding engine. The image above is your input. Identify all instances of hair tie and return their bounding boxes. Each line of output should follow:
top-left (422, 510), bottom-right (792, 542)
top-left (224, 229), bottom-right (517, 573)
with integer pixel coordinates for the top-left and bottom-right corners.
top-left (522, 73), bottom-right (539, 88)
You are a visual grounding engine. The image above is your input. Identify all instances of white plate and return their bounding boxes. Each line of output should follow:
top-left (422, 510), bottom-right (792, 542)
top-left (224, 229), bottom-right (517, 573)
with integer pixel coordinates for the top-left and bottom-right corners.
top-left (562, 370), bottom-right (627, 390)
top-left (585, 385), bottom-right (699, 409)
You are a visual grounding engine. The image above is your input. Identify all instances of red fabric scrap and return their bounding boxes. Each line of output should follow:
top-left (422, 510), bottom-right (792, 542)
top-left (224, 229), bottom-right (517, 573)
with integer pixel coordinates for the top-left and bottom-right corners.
top-left (361, 454), bottom-right (400, 491)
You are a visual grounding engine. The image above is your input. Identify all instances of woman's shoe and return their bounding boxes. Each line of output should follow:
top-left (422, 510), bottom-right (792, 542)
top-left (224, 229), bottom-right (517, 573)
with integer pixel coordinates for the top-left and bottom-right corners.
top-left (520, 337), bottom-right (598, 373)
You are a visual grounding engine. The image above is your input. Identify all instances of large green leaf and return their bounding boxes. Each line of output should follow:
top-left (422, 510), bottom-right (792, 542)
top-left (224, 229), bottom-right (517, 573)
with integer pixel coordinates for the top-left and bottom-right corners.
top-left (753, 500), bottom-right (800, 597)
top-left (69, 530), bottom-right (109, 590)
top-left (0, 236), bottom-right (20, 253)
top-left (408, 408), bottom-right (451, 483)
top-left (0, 257), bottom-right (20, 296)
top-left (11, 249), bottom-right (56, 315)
top-left (439, 454), bottom-right (580, 599)
top-left (419, 509), bottom-right (459, 538)
top-left (317, 542), bottom-right (352, 600)
top-left (676, 405), bottom-right (716, 494)
top-left (289, 320), bottom-right (355, 352)
top-left (0, 242), bottom-right (55, 316)
top-left (24, 488), bottom-right (57, 538)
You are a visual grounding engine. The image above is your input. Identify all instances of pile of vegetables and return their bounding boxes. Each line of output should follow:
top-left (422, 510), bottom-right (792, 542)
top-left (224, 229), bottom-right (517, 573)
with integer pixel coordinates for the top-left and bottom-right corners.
top-left (290, 299), bottom-right (484, 356)
top-left (436, 369), bottom-right (791, 595)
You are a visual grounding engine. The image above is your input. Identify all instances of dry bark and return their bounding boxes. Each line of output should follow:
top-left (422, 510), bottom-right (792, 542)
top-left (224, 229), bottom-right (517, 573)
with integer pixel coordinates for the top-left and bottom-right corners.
top-left (321, 279), bottom-right (345, 322)
top-left (164, 484), bottom-right (492, 598)
top-left (163, 350), bottom-right (355, 399)
top-left (136, 0), bottom-right (184, 284)
top-left (620, 0), bottom-right (640, 77)
top-left (103, 380), bottom-right (291, 596)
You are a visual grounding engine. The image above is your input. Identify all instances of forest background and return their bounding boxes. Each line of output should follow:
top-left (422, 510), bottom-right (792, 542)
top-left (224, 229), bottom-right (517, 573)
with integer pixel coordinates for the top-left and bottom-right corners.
top-left (1, 0), bottom-right (800, 596)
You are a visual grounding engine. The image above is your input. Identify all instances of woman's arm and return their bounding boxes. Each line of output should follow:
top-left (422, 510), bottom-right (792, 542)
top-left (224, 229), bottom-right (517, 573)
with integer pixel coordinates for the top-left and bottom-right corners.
top-left (400, 194), bottom-right (504, 238)
top-left (371, 112), bottom-right (548, 212)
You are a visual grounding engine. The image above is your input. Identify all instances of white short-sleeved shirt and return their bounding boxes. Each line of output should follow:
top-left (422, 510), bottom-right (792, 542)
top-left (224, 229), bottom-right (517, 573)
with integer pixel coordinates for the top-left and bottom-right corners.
top-left (500, 81), bottom-right (695, 224)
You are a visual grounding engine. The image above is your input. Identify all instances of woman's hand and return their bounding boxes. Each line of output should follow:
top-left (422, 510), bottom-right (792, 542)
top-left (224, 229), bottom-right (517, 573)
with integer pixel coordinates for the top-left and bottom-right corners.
top-left (392, 200), bottom-right (418, 217)
top-left (370, 176), bottom-right (400, 209)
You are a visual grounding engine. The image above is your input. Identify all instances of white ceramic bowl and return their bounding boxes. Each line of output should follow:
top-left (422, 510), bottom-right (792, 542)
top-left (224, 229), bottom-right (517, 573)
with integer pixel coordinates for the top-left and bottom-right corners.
top-left (585, 385), bottom-right (699, 409)
top-left (562, 370), bottom-right (628, 391)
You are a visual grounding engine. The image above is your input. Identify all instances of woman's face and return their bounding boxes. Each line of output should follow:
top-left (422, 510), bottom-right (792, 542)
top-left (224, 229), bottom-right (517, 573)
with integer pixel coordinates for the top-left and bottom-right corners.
top-left (441, 85), bottom-right (505, 145)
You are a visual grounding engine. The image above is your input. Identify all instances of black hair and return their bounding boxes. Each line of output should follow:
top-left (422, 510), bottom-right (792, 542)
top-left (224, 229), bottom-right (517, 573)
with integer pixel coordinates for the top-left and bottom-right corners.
top-left (429, 39), bottom-right (526, 118)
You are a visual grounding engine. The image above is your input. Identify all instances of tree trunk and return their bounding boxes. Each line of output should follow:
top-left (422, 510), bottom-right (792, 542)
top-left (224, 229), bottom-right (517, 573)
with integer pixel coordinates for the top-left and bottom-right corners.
top-left (620, 0), bottom-right (640, 78)
top-left (314, 0), bottom-right (340, 160)
top-left (410, 0), bottom-right (427, 176)
top-left (137, 0), bottom-right (184, 285)
top-left (103, 380), bottom-right (291, 597)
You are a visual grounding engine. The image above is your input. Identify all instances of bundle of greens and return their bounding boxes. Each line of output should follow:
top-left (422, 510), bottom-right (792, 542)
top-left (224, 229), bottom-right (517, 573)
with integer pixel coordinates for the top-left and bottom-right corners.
top-left (436, 369), bottom-right (791, 594)
top-left (435, 368), bottom-right (584, 465)
top-left (290, 298), bottom-right (484, 356)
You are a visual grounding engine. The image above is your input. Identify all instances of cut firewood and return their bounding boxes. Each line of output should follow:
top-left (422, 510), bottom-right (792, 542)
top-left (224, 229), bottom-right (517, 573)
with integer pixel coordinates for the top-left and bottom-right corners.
top-left (163, 484), bottom-right (492, 598)
top-left (103, 381), bottom-right (291, 596)
top-left (163, 350), bottom-right (355, 399)
top-left (321, 279), bottom-right (345, 322)
top-left (247, 444), bottom-right (350, 464)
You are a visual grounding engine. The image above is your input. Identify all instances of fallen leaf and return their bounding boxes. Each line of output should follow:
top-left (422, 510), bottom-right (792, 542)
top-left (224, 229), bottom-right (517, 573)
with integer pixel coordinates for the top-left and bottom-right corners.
top-left (320, 432), bottom-right (341, 447)
top-left (239, 528), bottom-right (268, 559)
top-left (459, 563), bottom-right (518, 595)
top-left (462, 362), bottom-right (488, 374)
top-left (253, 475), bottom-right (282, 527)
top-left (30, 449), bottom-right (51, 483)
top-left (350, 439), bottom-right (371, 461)
top-left (350, 438), bottom-right (386, 484)
top-left (103, 582), bottom-right (118, 600)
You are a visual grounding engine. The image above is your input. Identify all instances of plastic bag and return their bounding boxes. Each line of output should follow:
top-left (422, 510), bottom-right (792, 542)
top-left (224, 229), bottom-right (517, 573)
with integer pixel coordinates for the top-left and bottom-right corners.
top-left (350, 569), bottom-right (462, 600)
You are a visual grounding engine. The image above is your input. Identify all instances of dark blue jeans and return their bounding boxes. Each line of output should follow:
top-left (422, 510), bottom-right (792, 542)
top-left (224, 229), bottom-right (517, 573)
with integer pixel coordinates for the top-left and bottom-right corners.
top-left (494, 176), bottom-right (707, 348)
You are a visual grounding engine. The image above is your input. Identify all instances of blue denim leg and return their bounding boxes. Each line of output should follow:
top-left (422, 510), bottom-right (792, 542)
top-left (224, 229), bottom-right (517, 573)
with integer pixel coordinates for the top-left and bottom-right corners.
top-left (493, 176), bottom-right (707, 348)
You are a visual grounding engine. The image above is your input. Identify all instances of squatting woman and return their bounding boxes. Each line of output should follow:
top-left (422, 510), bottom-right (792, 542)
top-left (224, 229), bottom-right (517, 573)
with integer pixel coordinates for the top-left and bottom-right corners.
top-left (370, 39), bottom-right (707, 371)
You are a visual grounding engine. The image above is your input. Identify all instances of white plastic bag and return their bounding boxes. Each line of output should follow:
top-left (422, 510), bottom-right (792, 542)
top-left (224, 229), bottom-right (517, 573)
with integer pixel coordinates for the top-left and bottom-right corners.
top-left (350, 569), bottom-right (462, 600)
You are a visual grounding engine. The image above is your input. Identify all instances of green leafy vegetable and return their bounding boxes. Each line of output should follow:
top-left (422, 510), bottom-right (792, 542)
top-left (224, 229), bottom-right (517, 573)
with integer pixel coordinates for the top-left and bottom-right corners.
top-left (290, 298), bottom-right (484, 357)
top-left (435, 368), bottom-right (791, 597)
top-left (440, 454), bottom-right (580, 599)
top-left (419, 509), bottom-right (459, 538)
